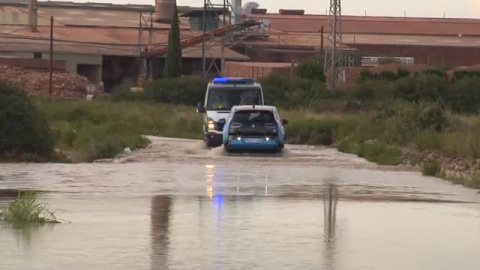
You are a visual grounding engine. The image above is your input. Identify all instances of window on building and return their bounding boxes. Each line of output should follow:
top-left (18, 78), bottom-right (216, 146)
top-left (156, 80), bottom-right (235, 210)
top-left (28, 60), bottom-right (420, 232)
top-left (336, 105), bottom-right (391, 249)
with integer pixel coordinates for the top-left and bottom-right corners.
top-left (33, 52), bottom-right (42, 59)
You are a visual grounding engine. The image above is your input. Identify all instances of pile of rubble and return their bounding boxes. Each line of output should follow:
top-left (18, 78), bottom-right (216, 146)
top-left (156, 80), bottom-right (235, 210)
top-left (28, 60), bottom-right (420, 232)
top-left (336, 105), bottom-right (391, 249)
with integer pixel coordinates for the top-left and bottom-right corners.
top-left (0, 65), bottom-right (90, 98)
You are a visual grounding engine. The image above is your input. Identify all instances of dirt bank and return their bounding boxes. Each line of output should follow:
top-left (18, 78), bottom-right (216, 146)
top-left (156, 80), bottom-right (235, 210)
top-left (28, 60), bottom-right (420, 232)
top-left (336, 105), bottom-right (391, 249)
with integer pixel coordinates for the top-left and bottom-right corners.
top-left (0, 65), bottom-right (91, 98)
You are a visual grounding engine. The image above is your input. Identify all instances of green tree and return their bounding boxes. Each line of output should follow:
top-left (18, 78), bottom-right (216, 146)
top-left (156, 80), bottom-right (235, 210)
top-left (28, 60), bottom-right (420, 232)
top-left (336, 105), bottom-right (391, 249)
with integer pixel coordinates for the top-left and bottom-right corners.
top-left (163, 5), bottom-right (182, 78)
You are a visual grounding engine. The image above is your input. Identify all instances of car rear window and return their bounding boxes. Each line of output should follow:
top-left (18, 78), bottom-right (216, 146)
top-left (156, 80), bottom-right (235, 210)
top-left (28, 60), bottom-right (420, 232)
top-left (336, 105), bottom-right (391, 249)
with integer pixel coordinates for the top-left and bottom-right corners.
top-left (232, 110), bottom-right (275, 124)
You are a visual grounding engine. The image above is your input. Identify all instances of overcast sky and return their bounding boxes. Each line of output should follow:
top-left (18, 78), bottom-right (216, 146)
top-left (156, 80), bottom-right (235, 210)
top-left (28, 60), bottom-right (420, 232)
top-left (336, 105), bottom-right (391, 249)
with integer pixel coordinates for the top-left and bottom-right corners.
top-left (54, 0), bottom-right (480, 18)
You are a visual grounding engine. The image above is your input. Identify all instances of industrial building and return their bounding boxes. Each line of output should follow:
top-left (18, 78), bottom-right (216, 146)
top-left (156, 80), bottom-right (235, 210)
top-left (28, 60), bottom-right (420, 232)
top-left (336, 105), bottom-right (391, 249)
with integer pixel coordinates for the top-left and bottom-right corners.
top-left (1, 0), bottom-right (480, 91)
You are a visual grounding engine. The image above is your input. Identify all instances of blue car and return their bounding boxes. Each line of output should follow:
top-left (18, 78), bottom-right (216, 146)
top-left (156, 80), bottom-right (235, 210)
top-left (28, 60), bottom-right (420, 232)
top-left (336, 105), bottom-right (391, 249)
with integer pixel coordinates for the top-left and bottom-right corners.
top-left (222, 105), bottom-right (288, 152)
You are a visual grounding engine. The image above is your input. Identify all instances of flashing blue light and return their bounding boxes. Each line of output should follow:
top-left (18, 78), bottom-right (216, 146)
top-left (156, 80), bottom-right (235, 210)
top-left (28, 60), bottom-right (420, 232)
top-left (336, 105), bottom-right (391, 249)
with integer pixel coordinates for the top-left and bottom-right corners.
top-left (213, 77), bottom-right (229, 83)
top-left (213, 77), bottom-right (255, 85)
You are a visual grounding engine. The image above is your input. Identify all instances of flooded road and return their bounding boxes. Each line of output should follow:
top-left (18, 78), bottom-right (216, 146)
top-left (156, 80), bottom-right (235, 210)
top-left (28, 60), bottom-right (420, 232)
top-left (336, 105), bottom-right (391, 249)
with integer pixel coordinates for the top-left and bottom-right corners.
top-left (1, 137), bottom-right (480, 270)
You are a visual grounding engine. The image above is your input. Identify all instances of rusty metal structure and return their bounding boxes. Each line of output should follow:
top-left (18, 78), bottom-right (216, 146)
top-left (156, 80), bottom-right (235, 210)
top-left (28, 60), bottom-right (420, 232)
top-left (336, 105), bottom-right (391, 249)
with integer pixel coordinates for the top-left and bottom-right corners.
top-left (201, 0), bottom-right (234, 77)
top-left (324, 0), bottom-right (343, 88)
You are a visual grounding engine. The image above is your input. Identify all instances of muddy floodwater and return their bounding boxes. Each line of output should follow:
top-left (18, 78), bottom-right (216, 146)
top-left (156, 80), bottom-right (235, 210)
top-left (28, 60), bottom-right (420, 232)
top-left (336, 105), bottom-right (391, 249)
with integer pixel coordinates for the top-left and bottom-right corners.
top-left (1, 137), bottom-right (480, 270)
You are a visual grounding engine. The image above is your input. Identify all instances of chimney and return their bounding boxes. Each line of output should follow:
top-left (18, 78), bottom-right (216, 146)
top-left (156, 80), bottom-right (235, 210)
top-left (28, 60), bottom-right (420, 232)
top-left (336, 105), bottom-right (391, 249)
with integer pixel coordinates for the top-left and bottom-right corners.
top-left (231, 0), bottom-right (242, 24)
top-left (154, 0), bottom-right (176, 23)
top-left (28, 0), bottom-right (38, 32)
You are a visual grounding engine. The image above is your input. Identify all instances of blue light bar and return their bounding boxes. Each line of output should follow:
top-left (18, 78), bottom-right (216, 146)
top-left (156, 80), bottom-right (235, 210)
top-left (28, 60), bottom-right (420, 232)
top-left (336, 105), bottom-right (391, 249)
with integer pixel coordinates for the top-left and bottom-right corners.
top-left (213, 77), bottom-right (255, 85)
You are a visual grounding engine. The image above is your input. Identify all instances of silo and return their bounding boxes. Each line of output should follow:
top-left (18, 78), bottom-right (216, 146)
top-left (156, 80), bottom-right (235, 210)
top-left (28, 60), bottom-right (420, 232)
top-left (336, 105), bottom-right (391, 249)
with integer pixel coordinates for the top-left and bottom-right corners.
top-left (231, 0), bottom-right (242, 24)
top-left (154, 0), bottom-right (176, 23)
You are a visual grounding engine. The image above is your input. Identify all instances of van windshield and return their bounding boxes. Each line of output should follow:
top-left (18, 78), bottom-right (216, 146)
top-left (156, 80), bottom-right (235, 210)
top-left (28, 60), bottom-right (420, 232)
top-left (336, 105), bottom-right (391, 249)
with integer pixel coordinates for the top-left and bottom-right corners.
top-left (207, 88), bottom-right (262, 111)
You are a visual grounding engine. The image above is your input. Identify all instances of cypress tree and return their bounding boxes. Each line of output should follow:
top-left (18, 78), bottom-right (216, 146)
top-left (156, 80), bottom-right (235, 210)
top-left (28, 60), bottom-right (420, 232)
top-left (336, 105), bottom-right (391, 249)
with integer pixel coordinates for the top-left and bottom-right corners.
top-left (163, 5), bottom-right (182, 78)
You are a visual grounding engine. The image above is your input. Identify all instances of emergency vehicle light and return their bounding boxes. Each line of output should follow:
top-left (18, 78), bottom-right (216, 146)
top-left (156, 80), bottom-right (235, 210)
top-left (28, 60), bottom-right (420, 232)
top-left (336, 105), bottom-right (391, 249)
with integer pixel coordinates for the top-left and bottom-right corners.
top-left (213, 77), bottom-right (255, 85)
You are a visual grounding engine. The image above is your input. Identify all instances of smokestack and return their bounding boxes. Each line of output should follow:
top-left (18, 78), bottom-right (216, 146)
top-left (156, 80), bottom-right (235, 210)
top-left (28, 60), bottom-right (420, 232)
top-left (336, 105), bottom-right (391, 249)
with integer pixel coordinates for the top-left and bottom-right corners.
top-left (154, 0), bottom-right (176, 23)
top-left (28, 0), bottom-right (38, 32)
top-left (231, 0), bottom-right (242, 24)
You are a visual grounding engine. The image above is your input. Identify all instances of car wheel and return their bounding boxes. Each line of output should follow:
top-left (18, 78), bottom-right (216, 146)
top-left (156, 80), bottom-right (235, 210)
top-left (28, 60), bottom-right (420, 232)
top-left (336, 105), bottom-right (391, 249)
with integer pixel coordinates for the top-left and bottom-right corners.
top-left (224, 145), bottom-right (232, 153)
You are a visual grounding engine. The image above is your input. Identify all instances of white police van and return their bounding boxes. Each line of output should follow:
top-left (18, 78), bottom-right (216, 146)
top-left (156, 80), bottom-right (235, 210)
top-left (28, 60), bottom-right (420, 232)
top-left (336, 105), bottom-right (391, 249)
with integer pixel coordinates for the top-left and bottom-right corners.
top-left (197, 77), bottom-right (265, 147)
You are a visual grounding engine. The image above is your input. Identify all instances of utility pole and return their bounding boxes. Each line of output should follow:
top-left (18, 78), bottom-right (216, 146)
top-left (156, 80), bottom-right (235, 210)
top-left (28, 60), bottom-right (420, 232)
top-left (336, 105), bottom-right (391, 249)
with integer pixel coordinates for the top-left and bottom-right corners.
top-left (324, 0), bottom-right (343, 89)
top-left (320, 26), bottom-right (324, 55)
top-left (202, 0), bottom-right (207, 78)
top-left (49, 16), bottom-right (53, 100)
top-left (221, 0), bottom-right (227, 76)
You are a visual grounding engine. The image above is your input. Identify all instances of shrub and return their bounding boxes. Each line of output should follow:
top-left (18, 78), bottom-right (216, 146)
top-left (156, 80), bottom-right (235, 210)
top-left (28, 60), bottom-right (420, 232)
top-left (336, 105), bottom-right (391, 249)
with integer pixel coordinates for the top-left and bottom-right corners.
top-left (393, 76), bottom-right (447, 103)
top-left (297, 57), bottom-right (326, 82)
top-left (0, 83), bottom-right (55, 158)
top-left (337, 139), bottom-right (356, 153)
top-left (397, 69), bottom-right (410, 79)
top-left (353, 80), bottom-right (393, 100)
top-left (356, 141), bottom-right (402, 165)
top-left (379, 71), bottom-right (398, 81)
top-left (448, 78), bottom-right (480, 114)
top-left (423, 160), bottom-right (441, 176)
top-left (353, 82), bottom-right (375, 100)
top-left (452, 70), bottom-right (480, 82)
top-left (358, 69), bottom-right (374, 83)
top-left (416, 130), bottom-right (443, 151)
top-left (71, 120), bottom-right (150, 161)
top-left (417, 102), bottom-right (447, 132)
top-left (260, 75), bottom-right (329, 108)
top-left (369, 101), bottom-right (447, 145)
top-left (423, 68), bottom-right (447, 79)
top-left (110, 84), bottom-right (137, 102)
top-left (286, 118), bottom-right (338, 145)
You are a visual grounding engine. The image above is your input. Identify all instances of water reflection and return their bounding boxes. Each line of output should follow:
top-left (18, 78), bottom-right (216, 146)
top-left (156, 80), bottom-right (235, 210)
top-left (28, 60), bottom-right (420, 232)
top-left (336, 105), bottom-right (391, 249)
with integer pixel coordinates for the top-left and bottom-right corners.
top-left (324, 184), bottom-right (339, 270)
top-left (150, 195), bottom-right (171, 270)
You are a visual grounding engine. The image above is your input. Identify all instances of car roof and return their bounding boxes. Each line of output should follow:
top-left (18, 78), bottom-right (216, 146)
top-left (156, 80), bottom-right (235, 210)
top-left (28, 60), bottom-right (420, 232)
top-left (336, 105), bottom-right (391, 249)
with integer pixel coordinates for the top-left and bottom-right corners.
top-left (207, 82), bottom-right (262, 88)
top-left (232, 105), bottom-right (277, 112)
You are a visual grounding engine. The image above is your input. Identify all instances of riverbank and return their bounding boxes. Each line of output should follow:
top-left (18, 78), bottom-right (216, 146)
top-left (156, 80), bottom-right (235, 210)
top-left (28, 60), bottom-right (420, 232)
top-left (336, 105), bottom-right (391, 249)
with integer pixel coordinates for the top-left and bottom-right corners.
top-left (2, 96), bottom-right (479, 189)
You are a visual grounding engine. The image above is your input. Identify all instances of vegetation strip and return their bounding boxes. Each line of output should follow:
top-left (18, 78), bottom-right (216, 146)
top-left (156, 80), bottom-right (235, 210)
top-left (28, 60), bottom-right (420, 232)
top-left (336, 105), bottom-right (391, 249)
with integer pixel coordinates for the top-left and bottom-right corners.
top-left (0, 192), bottom-right (59, 226)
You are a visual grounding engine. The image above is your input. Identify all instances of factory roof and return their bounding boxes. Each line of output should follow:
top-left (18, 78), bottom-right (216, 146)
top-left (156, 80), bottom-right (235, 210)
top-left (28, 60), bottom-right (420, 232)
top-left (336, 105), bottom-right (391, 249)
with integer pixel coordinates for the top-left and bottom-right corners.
top-left (0, 5), bottom-right (248, 60)
top-left (245, 29), bottom-right (480, 49)
top-left (252, 13), bottom-right (480, 36)
top-left (243, 13), bottom-right (480, 49)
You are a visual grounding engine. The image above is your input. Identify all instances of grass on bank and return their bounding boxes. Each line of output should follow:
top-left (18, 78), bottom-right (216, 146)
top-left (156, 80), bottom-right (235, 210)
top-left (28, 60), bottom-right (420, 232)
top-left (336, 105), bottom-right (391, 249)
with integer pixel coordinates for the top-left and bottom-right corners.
top-left (0, 192), bottom-right (59, 226)
top-left (36, 100), bottom-right (202, 162)
top-left (35, 99), bottom-right (480, 165)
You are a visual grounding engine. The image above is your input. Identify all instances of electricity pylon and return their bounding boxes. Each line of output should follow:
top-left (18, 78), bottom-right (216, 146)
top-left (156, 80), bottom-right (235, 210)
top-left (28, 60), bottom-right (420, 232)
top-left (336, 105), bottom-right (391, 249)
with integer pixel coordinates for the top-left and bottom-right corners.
top-left (324, 0), bottom-right (343, 88)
